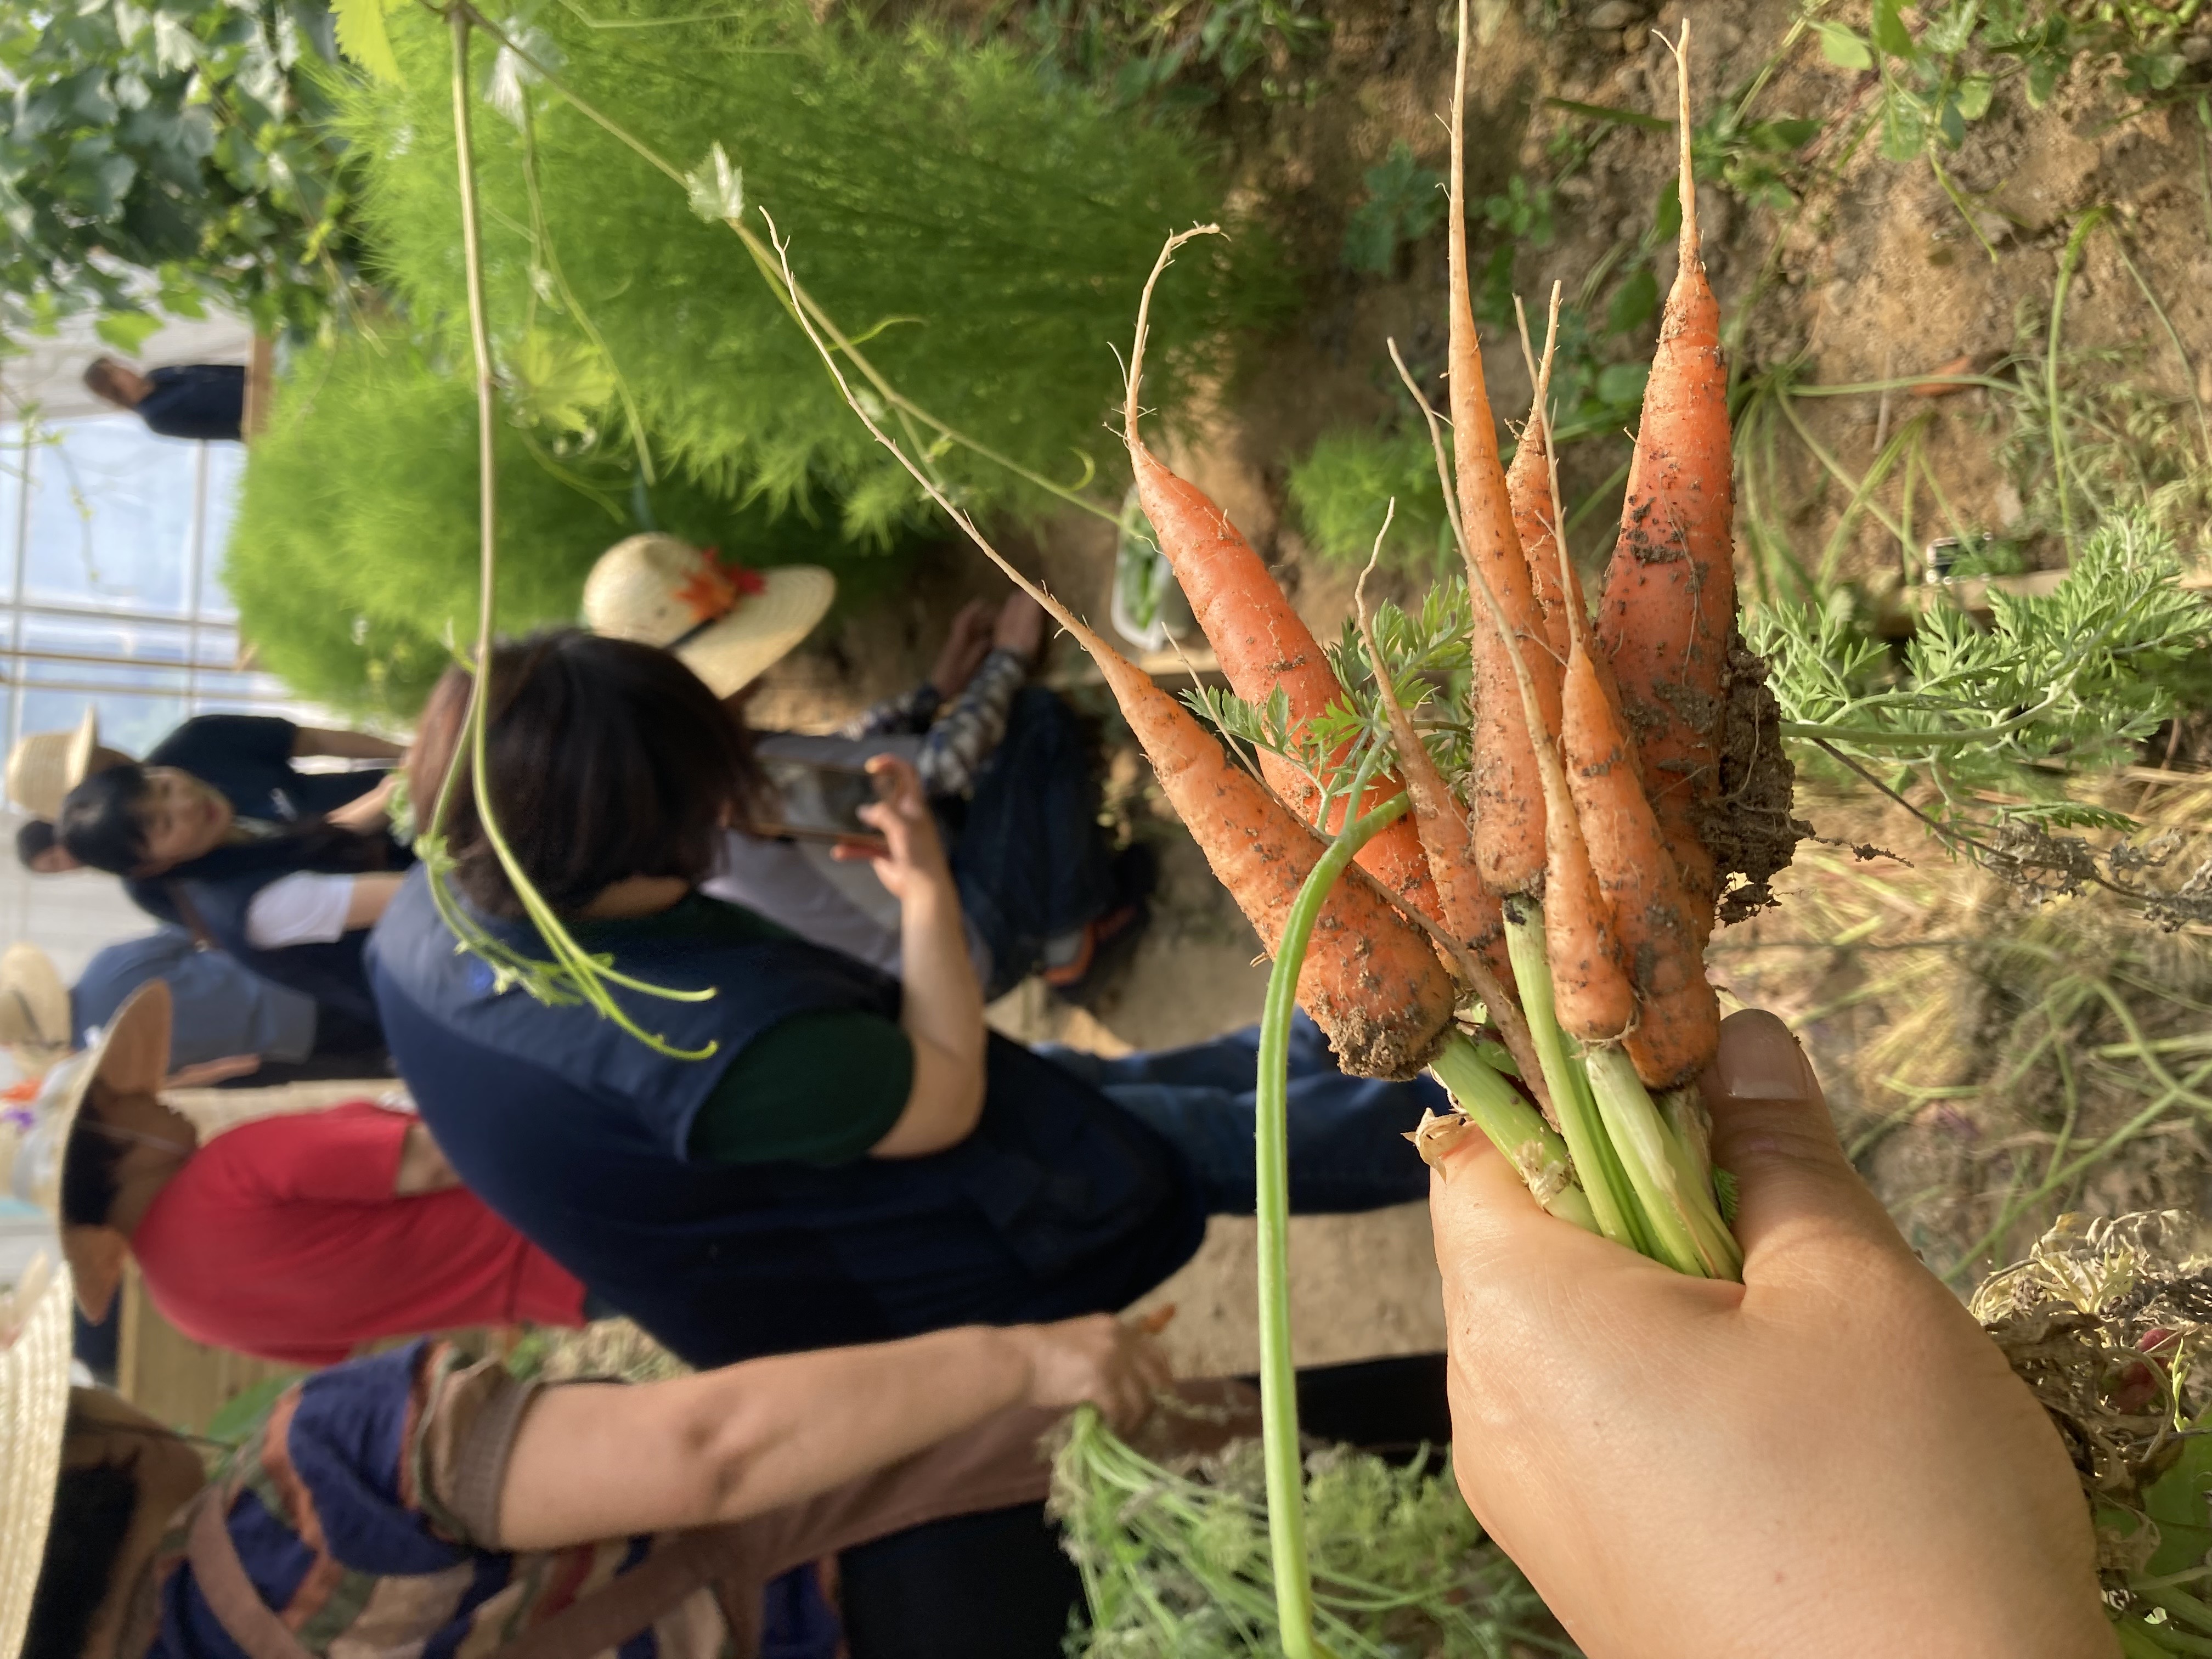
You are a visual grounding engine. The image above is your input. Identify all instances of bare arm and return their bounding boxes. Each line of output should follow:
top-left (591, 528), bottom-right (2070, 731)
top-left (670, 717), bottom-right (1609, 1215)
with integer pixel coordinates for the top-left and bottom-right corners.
top-left (393, 1121), bottom-right (460, 1194)
top-left (841, 756), bottom-right (986, 1158)
top-left (342, 872), bottom-right (407, 932)
top-left (292, 726), bottom-right (406, 761)
top-left (494, 1315), bottom-right (1168, 1551)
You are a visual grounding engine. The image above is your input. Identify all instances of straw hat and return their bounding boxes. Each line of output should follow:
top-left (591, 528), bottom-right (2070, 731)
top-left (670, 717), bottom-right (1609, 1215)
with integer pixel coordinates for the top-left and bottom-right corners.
top-left (0, 988), bottom-right (165, 1659)
top-left (7, 708), bottom-right (99, 821)
top-left (2, 983), bottom-right (171, 1324)
top-left (0, 946), bottom-right (70, 1072)
top-left (582, 535), bottom-right (834, 699)
top-left (0, 1242), bottom-right (71, 1659)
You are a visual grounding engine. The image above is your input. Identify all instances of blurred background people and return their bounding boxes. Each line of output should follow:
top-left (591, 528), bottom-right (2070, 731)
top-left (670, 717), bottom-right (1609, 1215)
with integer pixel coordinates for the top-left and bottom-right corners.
top-left (80, 356), bottom-right (245, 442)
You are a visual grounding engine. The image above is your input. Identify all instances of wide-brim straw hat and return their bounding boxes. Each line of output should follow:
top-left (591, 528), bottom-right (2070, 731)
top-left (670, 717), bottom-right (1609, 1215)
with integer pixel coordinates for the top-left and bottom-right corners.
top-left (0, 1243), bottom-right (71, 1659)
top-left (3, 983), bottom-right (171, 1321)
top-left (0, 946), bottom-right (70, 1070)
top-left (0, 986), bottom-right (166, 1659)
top-left (582, 534), bottom-right (835, 699)
top-left (7, 709), bottom-right (99, 822)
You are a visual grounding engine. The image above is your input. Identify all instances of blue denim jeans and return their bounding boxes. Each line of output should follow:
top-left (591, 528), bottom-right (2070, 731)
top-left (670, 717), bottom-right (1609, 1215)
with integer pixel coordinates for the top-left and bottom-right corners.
top-left (940, 687), bottom-right (1117, 999)
top-left (1041, 1011), bottom-right (1446, 1214)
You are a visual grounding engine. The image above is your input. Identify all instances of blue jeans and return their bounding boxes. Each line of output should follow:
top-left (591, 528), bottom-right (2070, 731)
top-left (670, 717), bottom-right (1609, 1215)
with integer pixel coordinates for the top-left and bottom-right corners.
top-left (940, 687), bottom-right (1117, 1000)
top-left (1041, 1011), bottom-right (1446, 1213)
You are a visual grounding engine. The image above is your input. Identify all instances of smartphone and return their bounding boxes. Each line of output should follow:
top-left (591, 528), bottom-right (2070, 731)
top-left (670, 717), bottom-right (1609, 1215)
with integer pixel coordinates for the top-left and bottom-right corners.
top-left (746, 755), bottom-right (886, 847)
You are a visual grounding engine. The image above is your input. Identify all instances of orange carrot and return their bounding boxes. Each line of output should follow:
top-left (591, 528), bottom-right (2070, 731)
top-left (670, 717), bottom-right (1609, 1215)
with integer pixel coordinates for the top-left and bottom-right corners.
top-left (1593, 22), bottom-right (1733, 922)
top-left (1506, 397), bottom-right (1582, 666)
top-left (1077, 609), bottom-right (1457, 1078)
top-left (1123, 238), bottom-right (1442, 923)
top-left (1542, 773), bottom-right (1636, 1042)
top-left (1560, 640), bottom-right (1719, 1082)
top-left (1447, 16), bottom-right (1558, 899)
top-left (1352, 544), bottom-right (1513, 991)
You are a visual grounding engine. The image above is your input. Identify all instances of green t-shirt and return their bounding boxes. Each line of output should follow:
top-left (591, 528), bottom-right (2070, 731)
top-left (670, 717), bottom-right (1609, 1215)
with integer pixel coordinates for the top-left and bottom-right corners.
top-left (578, 893), bottom-right (913, 1167)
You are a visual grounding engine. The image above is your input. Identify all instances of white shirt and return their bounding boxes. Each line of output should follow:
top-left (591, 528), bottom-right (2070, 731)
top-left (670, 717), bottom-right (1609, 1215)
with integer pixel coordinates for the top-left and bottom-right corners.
top-left (243, 871), bottom-right (358, 950)
top-left (701, 830), bottom-right (991, 983)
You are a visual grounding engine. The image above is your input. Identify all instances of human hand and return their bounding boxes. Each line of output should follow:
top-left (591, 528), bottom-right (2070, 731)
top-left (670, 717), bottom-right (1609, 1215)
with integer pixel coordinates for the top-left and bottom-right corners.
top-left (1429, 1009), bottom-right (2114, 1659)
top-left (1003, 1313), bottom-right (1173, 1431)
top-left (838, 754), bottom-right (951, 902)
top-left (927, 600), bottom-right (998, 699)
top-left (325, 772), bottom-right (399, 833)
top-left (991, 591), bottom-right (1047, 665)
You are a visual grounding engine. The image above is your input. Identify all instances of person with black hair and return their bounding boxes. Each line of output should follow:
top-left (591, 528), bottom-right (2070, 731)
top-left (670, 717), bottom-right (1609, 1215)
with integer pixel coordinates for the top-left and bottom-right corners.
top-left (55, 715), bottom-right (408, 1026)
top-left (79, 358), bottom-right (245, 442)
top-left (371, 631), bottom-right (1458, 1375)
top-left (15, 822), bottom-right (80, 875)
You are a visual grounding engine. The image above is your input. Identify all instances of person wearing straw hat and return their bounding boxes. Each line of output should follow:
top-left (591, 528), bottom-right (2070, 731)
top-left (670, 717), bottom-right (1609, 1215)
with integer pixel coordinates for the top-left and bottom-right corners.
top-left (17, 982), bottom-right (589, 1367)
top-left (5, 712), bottom-right (133, 828)
top-left (0, 984), bottom-right (1193, 1659)
top-left (585, 534), bottom-right (1149, 1003)
top-left (53, 711), bottom-right (410, 1027)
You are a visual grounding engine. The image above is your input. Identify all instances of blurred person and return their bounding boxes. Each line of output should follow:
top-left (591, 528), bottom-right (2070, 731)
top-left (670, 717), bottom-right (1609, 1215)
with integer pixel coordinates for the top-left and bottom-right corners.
top-left (373, 631), bottom-right (1451, 1373)
top-left (79, 357), bottom-right (245, 442)
top-left (0, 938), bottom-right (385, 1087)
top-left (15, 825), bottom-right (79, 876)
top-left (584, 537), bottom-right (1147, 1002)
top-left (13, 981), bottom-right (586, 1365)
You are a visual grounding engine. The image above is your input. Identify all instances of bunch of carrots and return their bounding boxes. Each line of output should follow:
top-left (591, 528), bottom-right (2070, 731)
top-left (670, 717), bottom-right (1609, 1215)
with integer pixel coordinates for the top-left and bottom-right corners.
top-left (1101, 11), bottom-right (1745, 1279)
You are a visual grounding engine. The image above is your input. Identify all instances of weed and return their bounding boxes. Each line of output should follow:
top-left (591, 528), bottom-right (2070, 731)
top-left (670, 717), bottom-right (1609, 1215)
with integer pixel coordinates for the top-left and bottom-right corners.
top-left (1342, 140), bottom-right (1448, 274)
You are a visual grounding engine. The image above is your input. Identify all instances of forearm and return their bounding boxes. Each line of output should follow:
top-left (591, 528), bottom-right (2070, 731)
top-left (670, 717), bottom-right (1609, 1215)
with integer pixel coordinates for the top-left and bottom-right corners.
top-left (496, 1325), bottom-right (1037, 1548)
top-left (295, 726), bottom-right (405, 760)
top-left (873, 874), bottom-right (986, 1154)
top-left (913, 649), bottom-right (1024, 796)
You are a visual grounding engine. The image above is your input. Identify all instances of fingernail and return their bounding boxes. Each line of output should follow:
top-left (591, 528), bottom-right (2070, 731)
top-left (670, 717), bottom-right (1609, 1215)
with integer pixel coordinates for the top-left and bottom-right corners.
top-left (1718, 1013), bottom-right (1812, 1101)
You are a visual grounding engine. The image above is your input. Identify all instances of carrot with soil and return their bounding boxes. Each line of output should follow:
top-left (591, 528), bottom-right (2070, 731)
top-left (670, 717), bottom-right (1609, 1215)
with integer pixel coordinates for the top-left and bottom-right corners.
top-left (1594, 21), bottom-right (1737, 924)
top-left (1123, 232), bottom-right (1444, 923)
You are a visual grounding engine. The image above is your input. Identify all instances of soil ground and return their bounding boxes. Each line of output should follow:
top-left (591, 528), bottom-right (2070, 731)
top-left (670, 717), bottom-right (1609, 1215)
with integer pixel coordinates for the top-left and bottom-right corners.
top-left (740, 0), bottom-right (2212, 1373)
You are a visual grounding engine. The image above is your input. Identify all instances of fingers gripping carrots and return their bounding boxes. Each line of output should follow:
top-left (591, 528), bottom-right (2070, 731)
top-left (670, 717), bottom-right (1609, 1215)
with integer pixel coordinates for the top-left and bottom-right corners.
top-left (1593, 23), bottom-right (1736, 927)
top-left (1123, 234), bottom-right (1445, 927)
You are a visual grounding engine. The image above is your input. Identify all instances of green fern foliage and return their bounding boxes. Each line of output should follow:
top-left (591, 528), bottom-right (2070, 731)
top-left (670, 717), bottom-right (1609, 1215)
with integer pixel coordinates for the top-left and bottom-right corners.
top-left (347, 0), bottom-right (1287, 541)
top-left (1284, 425), bottom-right (1453, 570)
top-left (225, 327), bottom-right (883, 715)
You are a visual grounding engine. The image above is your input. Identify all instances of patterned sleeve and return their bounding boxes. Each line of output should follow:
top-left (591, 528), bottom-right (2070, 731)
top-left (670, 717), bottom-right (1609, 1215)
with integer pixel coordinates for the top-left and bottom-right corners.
top-left (839, 684), bottom-right (941, 740)
top-left (911, 649), bottom-right (1025, 798)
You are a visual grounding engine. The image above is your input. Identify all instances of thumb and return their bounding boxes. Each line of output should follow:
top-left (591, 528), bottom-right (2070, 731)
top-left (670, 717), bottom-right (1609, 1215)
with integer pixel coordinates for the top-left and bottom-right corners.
top-left (1702, 1009), bottom-right (1903, 1269)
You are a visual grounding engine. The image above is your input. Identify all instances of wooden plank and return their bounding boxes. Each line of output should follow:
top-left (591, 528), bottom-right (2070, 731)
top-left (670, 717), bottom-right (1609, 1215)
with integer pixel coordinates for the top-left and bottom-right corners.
top-left (241, 335), bottom-right (275, 442)
top-left (117, 1262), bottom-right (299, 1433)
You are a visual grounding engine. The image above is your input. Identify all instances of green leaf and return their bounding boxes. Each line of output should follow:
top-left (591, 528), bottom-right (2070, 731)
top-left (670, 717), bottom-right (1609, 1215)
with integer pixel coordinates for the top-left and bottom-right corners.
top-left (684, 140), bottom-right (744, 223)
top-left (1871, 0), bottom-right (1916, 58)
top-left (93, 309), bottom-right (161, 352)
top-left (1605, 264), bottom-right (1657, 336)
top-left (1955, 73), bottom-right (1994, 122)
top-left (331, 0), bottom-right (401, 84)
top-left (1815, 21), bottom-right (1874, 70)
top-left (1595, 360), bottom-right (1649, 409)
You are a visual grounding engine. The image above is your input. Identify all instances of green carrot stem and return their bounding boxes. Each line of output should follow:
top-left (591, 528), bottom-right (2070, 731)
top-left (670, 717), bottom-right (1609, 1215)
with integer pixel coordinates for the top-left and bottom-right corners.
top-left (1583, 1045), bottom-right (1743, 1280)
top-left (1500, 900), bottom-right (1645, 1250)
top-left (1255, 794), bottom-right (1412, 1659)
top-left (1425, 1033), bottom-right (1600, 1233)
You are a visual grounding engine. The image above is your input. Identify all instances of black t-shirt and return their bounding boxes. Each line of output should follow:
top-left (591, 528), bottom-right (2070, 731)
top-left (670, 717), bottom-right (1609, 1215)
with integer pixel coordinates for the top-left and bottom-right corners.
top-left (134, 364), bottom-right (245, 442)
top-left (150, 715), bottom-right (380, 825)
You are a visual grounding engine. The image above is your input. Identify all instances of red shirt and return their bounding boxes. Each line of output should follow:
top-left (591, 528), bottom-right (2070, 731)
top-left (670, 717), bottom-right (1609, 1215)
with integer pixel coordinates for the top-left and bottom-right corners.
top-left (131, 1099), bottom-right (589, 1365)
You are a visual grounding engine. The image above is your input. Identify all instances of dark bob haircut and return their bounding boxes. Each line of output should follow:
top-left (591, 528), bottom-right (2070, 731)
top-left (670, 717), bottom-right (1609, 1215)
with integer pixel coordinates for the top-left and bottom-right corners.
top-left (55, 766), bottom-right (152, 877)
top-left (410, 630), bottom-right (761, 919)
top-left (24, 1457), bottom-right (138, 1659)
top-left (16, 818), bottom-right (57, 868)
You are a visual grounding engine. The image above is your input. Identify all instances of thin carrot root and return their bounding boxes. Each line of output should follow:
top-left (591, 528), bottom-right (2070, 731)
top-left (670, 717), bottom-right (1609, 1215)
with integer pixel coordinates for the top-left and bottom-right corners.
top-left (1124, 234), bottom-right (1444, 923)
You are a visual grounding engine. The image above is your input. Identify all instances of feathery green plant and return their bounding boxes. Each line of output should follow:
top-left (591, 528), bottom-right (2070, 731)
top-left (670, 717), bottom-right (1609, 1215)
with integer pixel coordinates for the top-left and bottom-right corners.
top-left (346, 0), bottom-right (1286, 543)
top-left (223, 325), bottom-right (881, 715)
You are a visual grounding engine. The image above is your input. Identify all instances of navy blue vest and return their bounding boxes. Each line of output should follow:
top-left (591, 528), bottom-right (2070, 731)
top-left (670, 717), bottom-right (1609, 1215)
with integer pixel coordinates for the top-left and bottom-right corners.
top-left (368, 870), bottom-right (1205, 1369)
top-left (168, 865), bottom-right (386, 1027)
